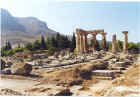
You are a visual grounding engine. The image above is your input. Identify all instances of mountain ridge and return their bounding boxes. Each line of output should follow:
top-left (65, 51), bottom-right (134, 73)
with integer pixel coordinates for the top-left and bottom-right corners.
top-left (1, 8), bottom-right (57, 47)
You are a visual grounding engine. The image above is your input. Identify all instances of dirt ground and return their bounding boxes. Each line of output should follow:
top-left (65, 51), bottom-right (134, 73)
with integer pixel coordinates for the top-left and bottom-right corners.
top-left (0, 57), bottom-right (140, 96)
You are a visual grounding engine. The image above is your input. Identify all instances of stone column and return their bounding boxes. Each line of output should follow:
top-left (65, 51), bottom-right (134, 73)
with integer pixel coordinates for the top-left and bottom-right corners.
top-left (75, 30), bottom-right (80, 53)
top-left (92, 33), bottom-right (97, 51)
top-left (83, 33), bottom-right (88, 53)
top-left (101, 32), bottom-right (107, 50)
top-left (112, 34), bottom-right (117, 53)
top-left (122, 31), bottom-right (128, 53)
top-left (79, 32), bottom-right (84, 53)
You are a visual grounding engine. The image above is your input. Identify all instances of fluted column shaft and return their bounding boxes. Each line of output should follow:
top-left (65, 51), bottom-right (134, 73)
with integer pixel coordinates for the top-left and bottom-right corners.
top-left (101, 33), bottom-right (107, 50)
top-left (80, 33), bottom-right (84, 53)
top-left (112, 34), bottom-right (117, 53)
top-left (83, 33), bottom-right (88, 53)
top-left (76, 32), bottom-right (80, 53)
top-left (122, 31), bottom-right (128, 53)
top-left (92, 34), bottom-right (97, 51)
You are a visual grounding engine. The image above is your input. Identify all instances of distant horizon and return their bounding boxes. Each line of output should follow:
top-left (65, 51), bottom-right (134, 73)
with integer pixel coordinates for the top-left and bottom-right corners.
top-left (0, 0), bottom-right (140, 43)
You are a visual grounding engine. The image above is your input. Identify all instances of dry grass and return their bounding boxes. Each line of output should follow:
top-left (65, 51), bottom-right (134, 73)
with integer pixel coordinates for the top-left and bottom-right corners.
top-left (101, 63), bottom-right (140, 96)
top-left (27, 87), bottom-right (51, 93)
top-left (112, 63), bottom-right (140, 86)
top-left (38, 61), bottom-right (104, 86)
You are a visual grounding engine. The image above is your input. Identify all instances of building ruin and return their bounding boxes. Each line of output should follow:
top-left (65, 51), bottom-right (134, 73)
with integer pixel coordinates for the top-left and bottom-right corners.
top-left (75, 28), bottom-right (128, 54)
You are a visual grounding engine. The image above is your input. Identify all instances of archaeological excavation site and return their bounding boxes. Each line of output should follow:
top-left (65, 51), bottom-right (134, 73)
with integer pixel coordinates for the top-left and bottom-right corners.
top-left (1, 27), bottom-right (140, 96)
top-left (0, 1), bottom-right (140, 96)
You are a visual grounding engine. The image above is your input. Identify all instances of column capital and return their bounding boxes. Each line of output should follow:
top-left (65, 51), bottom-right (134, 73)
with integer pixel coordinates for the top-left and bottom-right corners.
top-left (122, 31), bottom-right (128, 35)
top-left (113, 34), bottom-right (116, 37)
top-left (101, 32), bottom-right (107, 36)
top-left (92, 32), bottom-right (97, 36)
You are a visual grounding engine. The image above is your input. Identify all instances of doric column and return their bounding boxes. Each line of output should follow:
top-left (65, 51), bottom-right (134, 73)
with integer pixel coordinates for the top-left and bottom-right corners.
top-left (101, 32), bottom-right (107, 50)
top-left (79, 34), bottom-right (82, 53)
top-left (122, 31), bottom-right (128, 53)
top-left (92, 33), bottom-right (97, 51)
top-left (76, 29), bottom-right (80, 53)
top-left (85, 33), bottom-right (88, 53)
top-left (81, 33), bottom-right (84, 53)
top-left (83, 33), bottom-right (88, 53)
top-left (79, 32), bottom-right (84, 53)
top-left (112, 34), bottom-right (117, 53)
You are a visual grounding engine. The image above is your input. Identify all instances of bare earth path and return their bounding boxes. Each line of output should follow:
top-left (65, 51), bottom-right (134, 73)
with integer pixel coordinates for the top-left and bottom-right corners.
top-left (0, 78), bottom-right (40, 94)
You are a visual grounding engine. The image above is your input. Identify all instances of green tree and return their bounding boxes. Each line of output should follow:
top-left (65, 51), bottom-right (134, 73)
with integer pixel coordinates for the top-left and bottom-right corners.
top-left (41, 35), bottom-right (47, 49)
top-left (62, 35), bottom-right (70, 49)
top-left (56, 32), bottom-right (61, 40)
top-left (32, 40), bottom-right (41, 50)
top-left (25, 43), bottom-right (33, 51)
top-left (51, 36), bottom-right (58, 48)
top-left (71, 33), bottom-right (76, 51)
top-left (1, 41), bottom-right (12, 56)
top-left (128, 42), bottom-right (140, 53)
top-left (96, 40), bottom-right (100, 51)
top-left (108, 42), bottom-right (112, 51)
top-left (5, 41), bottom-right (12, 50)
top-left (8, 41), bottom-right (12, 50)
top-left (46, 37), bottom-right (51, 49)
top-left (117, 40), bottom-right (123, 52)
top-left (47, 46), bottom-right (57, 55)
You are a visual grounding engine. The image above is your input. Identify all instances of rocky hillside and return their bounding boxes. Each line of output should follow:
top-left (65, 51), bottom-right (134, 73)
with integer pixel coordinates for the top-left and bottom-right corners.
top-left (1, 8), bottom-right (56, 47)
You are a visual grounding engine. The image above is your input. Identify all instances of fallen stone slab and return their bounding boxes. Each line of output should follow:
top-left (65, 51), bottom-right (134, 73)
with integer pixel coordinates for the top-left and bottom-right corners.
top-left (6, 61), bottom-right (13, 68)
top-left (1, 59), bottom-right (6, 70)
top-left (11, 63), bottom-right (32, 76)
top-left (68, 79), bottom-right (83, 86)
top-left (115, 61), bottom-right (131, 67)
top-left (92, 70), bottom-right (121, 77)
top-left (0, 88), bottom-right (23, 96)
top-left (103, 55), bottom-right (115, 61)
top-left (55, 89), bottom-right (73, 96)
top-left (1, 68), bottom-right (11, 75)
top-left (94, 76), bottom-right (113, 80)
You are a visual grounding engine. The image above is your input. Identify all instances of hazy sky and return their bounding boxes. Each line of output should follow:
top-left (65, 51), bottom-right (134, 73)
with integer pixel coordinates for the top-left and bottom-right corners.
top-left (0, 0), bottom-right (140, 42)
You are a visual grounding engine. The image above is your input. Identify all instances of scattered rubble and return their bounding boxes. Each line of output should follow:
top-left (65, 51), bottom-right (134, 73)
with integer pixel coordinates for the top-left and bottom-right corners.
top-left (1, 68), bottom-right (11, 75)
top-left (55, 89), bottom-right (73, 96)
top-left (0, 51), bottom-right (139, 96)
top-left (0, 88), bottom-right (23, 96)
top-left (11, 63), bottom-right (32, 75)
top-left (1, 59), bottom-right (6, 70)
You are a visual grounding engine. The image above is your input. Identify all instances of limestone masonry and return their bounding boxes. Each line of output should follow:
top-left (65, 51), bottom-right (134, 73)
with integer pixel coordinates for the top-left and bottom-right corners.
top-left (75, 29), bottom-right (128, 54)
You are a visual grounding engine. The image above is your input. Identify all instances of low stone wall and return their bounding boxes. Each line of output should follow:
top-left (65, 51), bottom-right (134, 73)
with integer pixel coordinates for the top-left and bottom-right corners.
top-left (92, 70), bottom-right (121, 77)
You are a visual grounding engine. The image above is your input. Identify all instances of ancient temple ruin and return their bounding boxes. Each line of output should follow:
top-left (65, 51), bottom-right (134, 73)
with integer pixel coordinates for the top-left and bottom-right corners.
top-left (75, 28), bottom-right (107, 53)
top-left (75, 28), bottom-right (128, 54)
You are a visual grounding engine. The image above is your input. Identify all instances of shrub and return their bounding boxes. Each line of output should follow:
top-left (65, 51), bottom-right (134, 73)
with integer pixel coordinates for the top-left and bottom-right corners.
top-left (47, 47), bottom-right (57, 55)
top-left (128, 42), bottom-right (140, 53)
top-left (108, 43), bottom-right (112, 51)
top-left (5, 49), bottom-right (14, 56)
top-left (25, 43), bottom-right (33, 51)
top-left (13, 48), bottom-right (24, 53)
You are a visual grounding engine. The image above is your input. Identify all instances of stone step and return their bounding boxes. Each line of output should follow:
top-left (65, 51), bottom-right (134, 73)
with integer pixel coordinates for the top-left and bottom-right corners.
top-left (94, 76), bottom-right (113, 80)
top-left (92, 70), bottom-right (121, 77)
top-left (110, 67), bottom-right (126, 70)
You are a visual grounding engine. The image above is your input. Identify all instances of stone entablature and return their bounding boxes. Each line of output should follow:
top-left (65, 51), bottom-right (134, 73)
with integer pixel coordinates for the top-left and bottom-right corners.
top-left (75, 28), bottom-right (107, 53)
